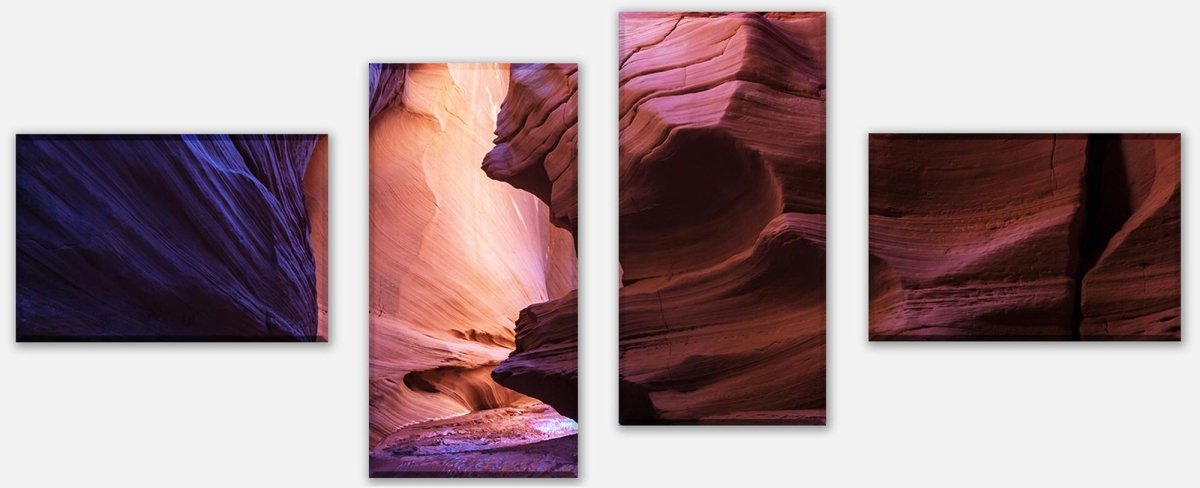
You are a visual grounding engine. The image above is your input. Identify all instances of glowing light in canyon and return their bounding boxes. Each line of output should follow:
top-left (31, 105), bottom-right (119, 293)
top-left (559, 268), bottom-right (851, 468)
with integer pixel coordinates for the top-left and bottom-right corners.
top-left (369, 63), bottom-right (578, 477)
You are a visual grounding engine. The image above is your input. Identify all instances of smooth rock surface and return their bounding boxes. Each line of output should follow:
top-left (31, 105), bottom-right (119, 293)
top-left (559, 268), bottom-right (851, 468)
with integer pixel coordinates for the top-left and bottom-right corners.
top-left (1078, 135), bottom-right (1181, 340)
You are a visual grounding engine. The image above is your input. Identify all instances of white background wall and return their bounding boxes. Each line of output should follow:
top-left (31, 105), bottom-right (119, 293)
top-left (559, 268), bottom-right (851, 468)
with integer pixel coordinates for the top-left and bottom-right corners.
top-left (1, 1), bottom-right (1196, 486)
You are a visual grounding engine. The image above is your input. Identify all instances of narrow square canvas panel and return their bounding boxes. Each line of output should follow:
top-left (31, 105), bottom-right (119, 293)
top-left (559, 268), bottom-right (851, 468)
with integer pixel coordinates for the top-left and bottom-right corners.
top-left (618, 13), bottom-right (827, 425)
top-left (16, 134), bottom-right (328, 342)
top-left (368, 63), bottom-right (578, 477)
top-left (869, 134), bottom-right (1181, 341)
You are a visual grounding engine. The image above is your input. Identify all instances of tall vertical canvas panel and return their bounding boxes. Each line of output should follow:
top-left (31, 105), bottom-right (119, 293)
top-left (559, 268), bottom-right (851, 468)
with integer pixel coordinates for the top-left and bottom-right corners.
top-left (368, 63), bottom-right (579, 477)
top-left (16, 134), bottom-right (328, 341)
top-left (869, 133), bottom-right (1181, 341)
top-left (618, 13), bottom-right (828, 425)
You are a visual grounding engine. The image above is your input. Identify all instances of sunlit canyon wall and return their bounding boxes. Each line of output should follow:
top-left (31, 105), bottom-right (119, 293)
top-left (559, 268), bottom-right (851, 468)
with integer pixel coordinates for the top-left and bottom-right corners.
top-left (16, 134), bottom-right (327, 341)
top-left (869, 134), bottom-right (1181, 341)
top-left (368, 63), bottom-right (578, 477)
top-left (618, 12), bottom-right (828, 425)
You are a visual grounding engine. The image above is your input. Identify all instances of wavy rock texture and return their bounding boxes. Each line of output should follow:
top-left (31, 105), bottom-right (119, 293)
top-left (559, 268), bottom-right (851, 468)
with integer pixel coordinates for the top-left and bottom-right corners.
top-left (485, 64), bottom-right (580, 421)
top-left (16, 134), bottom-right (326, 341)
top-left (492, 291), bottom-right (579, 420)
top-left (369, 63), bottom-right (577, 477)
top-left (484, 64), bottom-right (579, 239)
top-left (618, 12), bottom-right (827, 425)
top-left (869, 134), bottom-right (1180, 341)
top-left (369, 64), bottom-right (406, 122)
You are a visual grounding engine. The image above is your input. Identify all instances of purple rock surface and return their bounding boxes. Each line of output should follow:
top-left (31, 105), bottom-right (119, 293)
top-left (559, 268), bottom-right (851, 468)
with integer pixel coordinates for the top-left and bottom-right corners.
top-left (17, 134), bottom-right (325, 341)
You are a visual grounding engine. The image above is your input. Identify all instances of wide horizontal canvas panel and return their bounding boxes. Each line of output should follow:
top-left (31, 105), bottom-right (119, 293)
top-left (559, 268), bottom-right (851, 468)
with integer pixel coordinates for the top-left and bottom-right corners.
top-left (869, 133), bottom-right (1181, 341)
top-left (16, 134), bottom-right (328, 342)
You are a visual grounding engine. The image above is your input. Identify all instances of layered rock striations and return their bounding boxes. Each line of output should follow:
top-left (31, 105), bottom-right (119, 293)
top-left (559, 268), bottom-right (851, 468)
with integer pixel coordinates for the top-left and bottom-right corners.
top-left (16, 134), bottom-right (326, 341)
top-left (869, 134), bottom-right (1180, 341)
top-left (492, 291), bottom-right (579, 421)
top-left (618, 12), bottom-right (827, 424)
top-left (368, 63), bottom-right (577, 477)
top-left (486, 64), bottom-right (580, 422)
top-left (483, 64), bottom-right (579, 240)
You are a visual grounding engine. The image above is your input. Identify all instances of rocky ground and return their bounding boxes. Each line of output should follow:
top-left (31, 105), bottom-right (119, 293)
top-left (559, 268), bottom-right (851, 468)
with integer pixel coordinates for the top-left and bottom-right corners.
top-left (369, 402), bottom-right (577, 477)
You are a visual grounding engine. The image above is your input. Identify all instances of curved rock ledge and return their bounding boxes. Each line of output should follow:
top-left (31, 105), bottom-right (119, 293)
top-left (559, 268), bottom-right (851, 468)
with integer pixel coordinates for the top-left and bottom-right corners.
top-left (619, 12), bottom-right (826, 284)
top-left (493, 292), bottom-right (579, 420)
top-left (484, 64), bottom-right (579, 238)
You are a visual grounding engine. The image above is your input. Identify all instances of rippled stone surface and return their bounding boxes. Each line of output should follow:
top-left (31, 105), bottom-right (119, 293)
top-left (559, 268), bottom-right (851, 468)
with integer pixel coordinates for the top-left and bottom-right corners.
top-left (618, 12), bottom-right (827, 424)
top-left (16, 134), bottom-right (326, 341)
top-left (869, 134), bottom-right (1180, 341)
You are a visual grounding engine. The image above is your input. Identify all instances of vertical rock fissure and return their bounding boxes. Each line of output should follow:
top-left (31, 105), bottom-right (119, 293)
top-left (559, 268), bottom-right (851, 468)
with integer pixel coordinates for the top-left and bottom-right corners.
top-left (1072, 134), bottom-right (1133, 336)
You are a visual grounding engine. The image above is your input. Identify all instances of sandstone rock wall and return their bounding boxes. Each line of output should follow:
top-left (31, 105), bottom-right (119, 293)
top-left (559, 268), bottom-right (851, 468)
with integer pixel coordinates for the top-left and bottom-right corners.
top-left (16, 134), bottom-right (325, 341)
top-left (618, 12), bottom-right (827, 424)
top-left (486, 64), bottom-right (580, 421)
top-left (869, 134), bottom-right (1180, 340)
top-left (368, 63), bottom-right (577, 446)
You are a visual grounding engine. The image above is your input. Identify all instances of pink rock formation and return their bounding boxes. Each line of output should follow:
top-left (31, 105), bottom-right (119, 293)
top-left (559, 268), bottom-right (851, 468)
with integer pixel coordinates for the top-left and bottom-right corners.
top-left (368, 63), bottom-right (577, 476)
top-left (492, 291), bottom-right (579, 420)
top-left (484, 64), bottom-right (579, 238)
top-left (869, 134), bottom-right (1180, 341)
top-left (303, 136), bottom-right (329, 340)
top-left (484, 64), bottom-right (580, 421)
top-left (618, 12), bottom-right (827, 424)
top-left (1078, 135), bottom-right (1181, 339)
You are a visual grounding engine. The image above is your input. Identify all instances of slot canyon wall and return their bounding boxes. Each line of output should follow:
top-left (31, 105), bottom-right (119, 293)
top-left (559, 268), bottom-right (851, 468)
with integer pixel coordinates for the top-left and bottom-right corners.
top-left (869, 134), bottom-right (1180, 341)
top-left (16, 134), bottom-right (327, 341)
top-left (617, 12), bottom-right (828, 425)
top-left (368, 63), bottom-right (578, 477)
top-left (304, 136), bottom-right (329, 339)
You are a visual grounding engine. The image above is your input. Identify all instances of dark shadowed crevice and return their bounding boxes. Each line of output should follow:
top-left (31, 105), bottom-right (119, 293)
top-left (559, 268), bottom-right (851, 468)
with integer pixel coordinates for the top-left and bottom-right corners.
top-left (618, 377), bottom-right (661, 425)
top-left (1072, 134), bottom-right (1134, 337)
top-left (1081, 135), bottom-right (1133, 270)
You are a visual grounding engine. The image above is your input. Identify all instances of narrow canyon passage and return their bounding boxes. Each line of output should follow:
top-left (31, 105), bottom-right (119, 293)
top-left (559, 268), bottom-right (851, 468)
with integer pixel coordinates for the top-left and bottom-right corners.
top-left (368, 63), bottom-right (577, 476)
